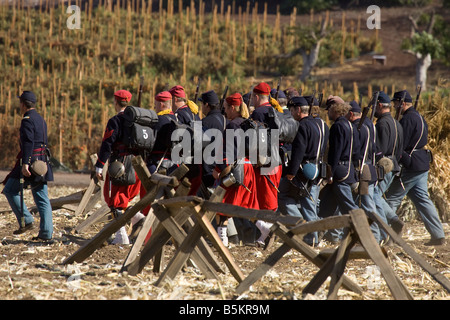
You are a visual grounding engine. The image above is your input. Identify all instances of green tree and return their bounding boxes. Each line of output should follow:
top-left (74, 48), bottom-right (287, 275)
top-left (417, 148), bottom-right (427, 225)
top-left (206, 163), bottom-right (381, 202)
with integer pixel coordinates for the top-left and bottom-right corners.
top-left (402, 12), bottom-right (442, 90)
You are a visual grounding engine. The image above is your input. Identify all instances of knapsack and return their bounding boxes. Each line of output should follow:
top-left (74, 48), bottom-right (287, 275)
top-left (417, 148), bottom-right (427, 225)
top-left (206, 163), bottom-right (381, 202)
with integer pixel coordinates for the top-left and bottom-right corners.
top-left (239, 118), bottom-right (271, 166)
top-left (121, 106), bottom-right (158, 150)
top-left (267, 107), bottom-right (299, 144)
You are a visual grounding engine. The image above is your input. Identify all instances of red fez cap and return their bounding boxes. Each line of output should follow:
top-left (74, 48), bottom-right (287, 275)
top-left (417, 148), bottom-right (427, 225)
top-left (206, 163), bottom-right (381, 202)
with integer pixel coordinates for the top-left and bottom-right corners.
top-left (114, 90), bottom-right (132, 102)
top-left (155, 91), bottom-right (172, 102)
top-left (226, 93), bottom-right (242, 106)
top-left (253, 82), bottom-right (271, 95)
top-left (169, 85), bottom-right (186, 98)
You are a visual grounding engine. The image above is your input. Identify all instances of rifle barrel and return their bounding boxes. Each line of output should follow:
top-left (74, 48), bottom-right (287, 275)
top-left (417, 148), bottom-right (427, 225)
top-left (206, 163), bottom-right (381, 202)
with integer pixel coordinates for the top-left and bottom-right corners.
top-left (414, 85), bottom-right (422, 109)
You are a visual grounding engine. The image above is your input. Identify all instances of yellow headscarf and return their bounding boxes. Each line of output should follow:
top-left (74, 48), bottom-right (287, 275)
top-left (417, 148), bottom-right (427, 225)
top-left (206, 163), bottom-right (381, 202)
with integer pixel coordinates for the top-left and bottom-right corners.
top-left (157, 109), bottom-right (173, 116)
top-left (270, 97), bottom-right (284, 113)
top-left (187, 99), bottom-right (199, 114)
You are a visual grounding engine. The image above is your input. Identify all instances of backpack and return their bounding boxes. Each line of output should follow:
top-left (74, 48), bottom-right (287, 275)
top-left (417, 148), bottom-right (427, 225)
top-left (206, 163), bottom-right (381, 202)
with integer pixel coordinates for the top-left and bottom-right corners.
top-left (121, 106), bottom-right (158, 150)
top-left (239, 118), bottom-right (271, 166)
top-left (267, 107), bottom-right (299, 144)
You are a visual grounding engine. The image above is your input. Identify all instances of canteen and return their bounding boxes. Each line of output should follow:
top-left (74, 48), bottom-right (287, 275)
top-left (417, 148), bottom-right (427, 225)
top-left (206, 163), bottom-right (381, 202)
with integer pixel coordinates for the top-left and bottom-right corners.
top-left (302, 163), bottom-right (319, 180)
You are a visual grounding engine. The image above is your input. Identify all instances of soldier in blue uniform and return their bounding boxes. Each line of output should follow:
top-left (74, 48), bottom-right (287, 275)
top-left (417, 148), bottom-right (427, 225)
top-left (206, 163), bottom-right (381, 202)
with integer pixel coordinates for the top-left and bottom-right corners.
top-left (169, 85), bottom-right (200, 125)
top-left (146, 91), bottom-right (177, 175)
top-left (278, 96), bottom-right (322, 246)
top-left (373, 91), bottom-right (405, 239)
top-left (385, 90), bottom-right (446, 246)
top-left (304, 94), bottom-right (329, 172)
top-left (169, 85), bottom-right (202, 195)
top-left (318, 96), bottom-right (360, 243)
top-left (347, 100), bottom-right (381, 242)
top-left (199, 90), bottom-right (228, 191)
top-left (2, 91), bottom-right (54, 241)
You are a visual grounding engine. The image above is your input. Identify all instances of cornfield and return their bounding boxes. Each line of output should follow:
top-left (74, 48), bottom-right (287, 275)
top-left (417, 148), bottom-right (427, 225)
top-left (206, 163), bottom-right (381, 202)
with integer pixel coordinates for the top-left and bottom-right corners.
top-left (0, 1), bottom-right (448, 221)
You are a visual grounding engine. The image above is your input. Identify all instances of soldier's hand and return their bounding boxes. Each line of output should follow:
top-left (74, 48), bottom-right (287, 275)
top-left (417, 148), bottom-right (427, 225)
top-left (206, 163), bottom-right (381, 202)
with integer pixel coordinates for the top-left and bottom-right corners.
top-left (22, 164), bottom-right (31, 177)
top-left (212, 169), bottom-right (220, 180)
top-left (286, 174), bottom-right (294, 181)
top-left (95, 167), bottom-right (104, 181)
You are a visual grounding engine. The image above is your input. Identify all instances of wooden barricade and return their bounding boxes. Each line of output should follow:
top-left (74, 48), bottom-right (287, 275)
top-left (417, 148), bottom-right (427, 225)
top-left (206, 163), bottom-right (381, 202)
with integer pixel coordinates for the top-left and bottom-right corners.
top-left (63, 156), bottom-right (183, 265)
top-left (236, 209), bottom-right (450, 300)
top-left (61, 155), bottom-right (450, 300)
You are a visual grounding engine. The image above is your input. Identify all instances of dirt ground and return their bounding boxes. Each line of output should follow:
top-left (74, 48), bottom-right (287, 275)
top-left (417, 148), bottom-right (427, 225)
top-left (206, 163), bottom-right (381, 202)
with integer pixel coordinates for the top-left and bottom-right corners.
top-left (0, 170), bottom-right (448, 301)
top-left (0, 4), bottom-right (449, 303)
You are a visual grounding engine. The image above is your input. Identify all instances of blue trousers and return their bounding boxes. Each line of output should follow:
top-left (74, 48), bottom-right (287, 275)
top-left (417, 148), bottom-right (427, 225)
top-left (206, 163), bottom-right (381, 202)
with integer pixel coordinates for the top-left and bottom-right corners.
top-left (278, 177), bottom-right (320, 245)
top-left (2, 178), bottom-right (53, 239)
top-left (385, 170), bottom-right (444, 240)
top-left (354, 184), bottom-right (381, 243)
top-left (318, 182), bottom-right (359, 242)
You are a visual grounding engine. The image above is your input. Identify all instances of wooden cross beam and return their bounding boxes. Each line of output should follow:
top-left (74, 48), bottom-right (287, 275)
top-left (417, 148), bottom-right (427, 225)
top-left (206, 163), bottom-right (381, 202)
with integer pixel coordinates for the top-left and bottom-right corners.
top-left (62, 158), bottom-right (180, 265)
top-left (235, 215), bottom-right (363, 296)
top-left (153, 187), bottom-right (242, 286)
top-left (366, 211), bottom-right (450, 294)
top-left (73, 154), bottom-right (106, 217)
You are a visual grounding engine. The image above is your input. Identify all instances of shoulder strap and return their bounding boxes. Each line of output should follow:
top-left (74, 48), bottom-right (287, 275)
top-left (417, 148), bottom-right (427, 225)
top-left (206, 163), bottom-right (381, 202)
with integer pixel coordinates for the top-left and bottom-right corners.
top-left (410, 113), bottom-right (424, 156)
top-left (337, 120), bottom-right (354, 182)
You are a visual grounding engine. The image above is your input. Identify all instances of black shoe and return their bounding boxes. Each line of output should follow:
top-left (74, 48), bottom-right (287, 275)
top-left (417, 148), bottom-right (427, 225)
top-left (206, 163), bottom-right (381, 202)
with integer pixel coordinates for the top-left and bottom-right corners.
top-left (129, 218), bottom-right (145, 241)
top-left (390, 219), bottom-right (404, 235)
top-left (31, 236), bottom-right (54, 244)
top-left (13, 223), bottom-right (35, 235)
top-left (228, 234), bottom-right (240, 245)
top-left (424, 238), bottom-right (446, 246)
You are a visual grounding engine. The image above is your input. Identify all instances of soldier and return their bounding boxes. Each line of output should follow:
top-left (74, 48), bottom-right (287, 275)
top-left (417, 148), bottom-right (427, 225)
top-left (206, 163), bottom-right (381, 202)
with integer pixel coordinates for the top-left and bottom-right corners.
top-left (249, 82), bottom-right (283, 245)
top-left (213, 93), bottom-right (259, 246)
top-left (169, 85), bottom-right (200, 125)
top-left (318, 96), bottom-right (360, 243)
top-left (278, 96), bottom-right (322, 246)
top-left (270, 88), bottom-right (288, 113)
top-left (169, 85), bottom-right (202, 196)
top-left (304, 94), bottom-right (329, 170)
top-left (136, 91), bottom-right (178, 231)
top-left (2, 91), bottom-right (54, 241)
top-left (373, 91), bottom-right (405, 238)
top-left (199, 90), bottom-right (228, 192)
top-left (385, 90), bottom-right (446, 246)
top-left (146, 91), bottom-right (177, 174)
top-left (347, 100), bottom-right (381, 242)
top-left (94, 90), bottom-right (142, 245)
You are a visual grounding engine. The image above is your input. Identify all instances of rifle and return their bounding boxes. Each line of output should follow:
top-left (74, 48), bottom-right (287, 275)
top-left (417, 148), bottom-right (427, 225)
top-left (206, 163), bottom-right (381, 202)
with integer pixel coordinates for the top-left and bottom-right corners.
top-left (414, 85), bottom-right (422, 109)
top-left (369, 91), bottom-right (379, 122)
top-left (358, 91), bottom-right (380, 130)
top-left (394, 91), bottom-right (407, 121)
top-left (275, 77), bottom-right (282, 100)
top-left (308, 90), bottom-right (316, 116)
top-left (317, 92), bottom-right (324, 108)
top-left (137, 76), bottom-right (144, 108)
top-left (219, 85), bottom-right (228, 115)
top-left (193, 79), bottom-right (201, 104)
top-left (19, 159), bottom-right (25, 228)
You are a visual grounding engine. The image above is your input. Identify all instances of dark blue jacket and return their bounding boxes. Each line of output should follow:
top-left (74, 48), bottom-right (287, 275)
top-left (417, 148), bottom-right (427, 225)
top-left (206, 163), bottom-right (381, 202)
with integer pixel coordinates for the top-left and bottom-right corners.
top-left (202, 109), bottom-right (228, 187)
top-left (9, 109), bottom-right (53, 183)
top-left (250, 102), bottom-right (278, 130)
top-left (216, 116), bottom-right (245, 172)
top-left (95, 111), bottom-right (130, 169)
top-left (399, 107), bottom-right (430, 171)
top-left (286, 116), bottom-right (321, 178)
top-left (353, 118), bottom-right (377, 184)
top-left (151, 112), bottom-right (177, 156)
top-left (175, 105), bottom-right (200, 126)
top-left (375, 112), bottom-right (403, 172)
top-left (328, 116), bottom-right (359, 184)
top-left (312, 116), bottom-right (329, 161)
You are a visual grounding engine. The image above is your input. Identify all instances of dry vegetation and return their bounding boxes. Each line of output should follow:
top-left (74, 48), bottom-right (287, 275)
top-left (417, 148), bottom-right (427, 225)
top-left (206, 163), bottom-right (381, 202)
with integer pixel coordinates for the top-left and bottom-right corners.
top-left (0, 183), bottom-right (449, 301)
top-left (0, 1), bottom-right (449, 302)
